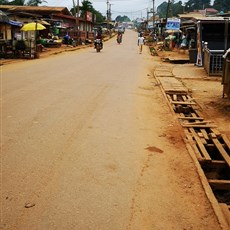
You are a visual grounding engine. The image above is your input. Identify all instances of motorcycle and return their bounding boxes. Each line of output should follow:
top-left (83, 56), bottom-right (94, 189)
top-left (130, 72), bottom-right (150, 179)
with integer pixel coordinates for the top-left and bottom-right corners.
top-left (94, 39), bottom-right (103, 52)
top-left (117, 34), bottom-right (122, 44)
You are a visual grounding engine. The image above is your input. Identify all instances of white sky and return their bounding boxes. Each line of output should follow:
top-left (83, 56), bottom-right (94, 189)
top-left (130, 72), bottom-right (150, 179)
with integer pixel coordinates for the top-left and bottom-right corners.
top-left (42, 0), bottom-right (187, 20)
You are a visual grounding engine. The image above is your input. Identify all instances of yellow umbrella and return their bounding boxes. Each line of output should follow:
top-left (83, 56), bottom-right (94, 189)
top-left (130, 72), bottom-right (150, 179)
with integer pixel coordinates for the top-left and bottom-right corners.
top-left (21, 22), bottom-right (46, 31)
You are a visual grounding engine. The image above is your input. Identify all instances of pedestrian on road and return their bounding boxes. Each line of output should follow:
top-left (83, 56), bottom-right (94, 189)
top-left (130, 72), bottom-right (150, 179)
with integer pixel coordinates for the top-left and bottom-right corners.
top-left (138, 33), bottom-right (145, 54)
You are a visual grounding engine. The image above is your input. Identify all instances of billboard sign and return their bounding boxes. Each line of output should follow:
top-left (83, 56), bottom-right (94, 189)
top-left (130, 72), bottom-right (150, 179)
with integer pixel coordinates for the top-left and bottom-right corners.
top-left (166, 18), bottom-right (180, 30)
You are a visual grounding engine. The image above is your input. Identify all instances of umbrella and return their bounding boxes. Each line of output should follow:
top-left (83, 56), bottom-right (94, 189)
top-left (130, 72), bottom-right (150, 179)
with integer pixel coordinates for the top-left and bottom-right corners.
top-left (165, 29), bottom-right (182, 34)
top-left (21, 22), bottom-right (46, 31)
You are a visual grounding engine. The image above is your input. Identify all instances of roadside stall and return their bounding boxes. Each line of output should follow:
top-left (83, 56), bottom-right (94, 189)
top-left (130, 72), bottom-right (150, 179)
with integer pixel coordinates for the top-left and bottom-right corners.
top-left (0, 10), bottom-right (23, 58)
top-left (20, 21), bottom-right (46, 58)
top-left (195, 17), bottom-right (230, 76)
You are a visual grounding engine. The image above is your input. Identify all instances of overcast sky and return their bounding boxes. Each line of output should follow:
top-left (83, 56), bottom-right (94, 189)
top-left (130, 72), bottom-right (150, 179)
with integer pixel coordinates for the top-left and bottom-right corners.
top-left (43, 0), bottom-right (188, 20)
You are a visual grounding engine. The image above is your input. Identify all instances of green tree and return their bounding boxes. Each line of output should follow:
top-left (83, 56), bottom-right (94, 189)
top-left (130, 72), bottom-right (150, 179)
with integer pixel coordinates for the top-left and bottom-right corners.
top-left (157, 1), bottom-right (168, 18)
top-left (115, 15), bottom-right (130, 22)
top-left (70, 0), bottom-right (104, 23)
top-left (26, 0), bottom-right (47, 6)
top-left (79, 0), bottom-right (93, 18)
top-left (213, 0), bottom-right (230, 12)
top-left (172, 1), bottom-right (184, 16)
top-left (6, 0), bottom-right (26, 5)
top-left (157, 1), bottom-right (184, 18)
top-left (184, 0), bottom-right (211, 12)
top-left (0, 0), bottom-right (9, 4)
top-left (92, 9), bottom-right (105, 23)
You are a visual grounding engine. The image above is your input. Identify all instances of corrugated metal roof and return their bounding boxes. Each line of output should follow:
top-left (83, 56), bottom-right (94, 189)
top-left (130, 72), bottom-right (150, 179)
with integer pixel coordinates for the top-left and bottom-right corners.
top-left (178, 13), bottom-right (205, 19)
top-left (52, 13), bottom-right (76, 20)
top-left (194, 16), bottom-right (226, 21)
top-left (0, 5), bottom-right (71, 15)
top-left (179, 13), bottom-right (228, 22)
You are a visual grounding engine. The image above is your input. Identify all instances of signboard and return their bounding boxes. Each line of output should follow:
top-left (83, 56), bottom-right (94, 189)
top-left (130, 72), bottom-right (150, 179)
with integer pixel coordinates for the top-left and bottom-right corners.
top-left (166, 18), bottom-right (180, 30)
top-left (86, 11), bottom-right (93, 22)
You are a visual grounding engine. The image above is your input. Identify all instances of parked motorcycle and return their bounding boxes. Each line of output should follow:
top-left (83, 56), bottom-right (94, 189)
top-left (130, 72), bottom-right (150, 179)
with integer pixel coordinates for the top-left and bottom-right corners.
top-left (94, 39), bottom-right (103, 52)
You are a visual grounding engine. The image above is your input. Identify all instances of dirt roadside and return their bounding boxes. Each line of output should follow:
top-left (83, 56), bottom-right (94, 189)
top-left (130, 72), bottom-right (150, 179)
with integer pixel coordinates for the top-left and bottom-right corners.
top-left (0, 43), bottom-right (92, 66)
top-left (148, 46), bottom-right (230, 229)
top-left (152, 47), bottom-right (230, 140)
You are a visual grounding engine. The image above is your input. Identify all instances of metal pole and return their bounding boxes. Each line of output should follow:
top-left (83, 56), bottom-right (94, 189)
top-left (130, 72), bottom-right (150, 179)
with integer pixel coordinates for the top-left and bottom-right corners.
top-left (77, 0), bottom-right (79, 18)
top-left (72, 0), bottom-right (76, 17)
top-left (224, 18), bottom-right (229, 53)
top-left (166, 0), bottom-right (170, 24)
top-left (107, 0), bottom-right (109, 30)
top-left (152, 0), bottom-right (155, 31)
top-left (107, 0), bottom-right (111, 37)
top-left (76, 0), bottom-right (79, 45)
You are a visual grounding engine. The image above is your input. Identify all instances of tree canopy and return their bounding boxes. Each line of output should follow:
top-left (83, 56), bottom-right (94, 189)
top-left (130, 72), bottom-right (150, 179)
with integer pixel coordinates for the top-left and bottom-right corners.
top-left (157, 0), bottom-right (230, 17)
top-left (115, 15), bottom-right (131, 22)
top-left (157, 1), bottom-right (184, 18)
top-left (70, 0), bottom-right (105, 23)
top-left (184, 0), bottom-right (211, 12)
top-left (213, 0), bottom-right (230, 12)
top-left (0, 0), bottom-right (47, 5)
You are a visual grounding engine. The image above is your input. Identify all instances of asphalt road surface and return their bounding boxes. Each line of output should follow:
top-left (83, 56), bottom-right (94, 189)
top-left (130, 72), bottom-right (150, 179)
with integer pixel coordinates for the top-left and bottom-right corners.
top-left (1, 30), bottom-right (221, 229)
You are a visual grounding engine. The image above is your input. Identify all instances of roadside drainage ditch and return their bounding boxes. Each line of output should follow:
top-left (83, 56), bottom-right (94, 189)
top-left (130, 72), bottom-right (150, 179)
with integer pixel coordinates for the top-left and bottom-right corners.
top-left (154, 69), bottom-right (230, 229)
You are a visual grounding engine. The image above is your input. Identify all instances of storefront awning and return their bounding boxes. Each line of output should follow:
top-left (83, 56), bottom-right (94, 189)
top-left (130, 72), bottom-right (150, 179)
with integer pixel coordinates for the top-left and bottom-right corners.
top-left (8, 20), bottom-right (23, 27)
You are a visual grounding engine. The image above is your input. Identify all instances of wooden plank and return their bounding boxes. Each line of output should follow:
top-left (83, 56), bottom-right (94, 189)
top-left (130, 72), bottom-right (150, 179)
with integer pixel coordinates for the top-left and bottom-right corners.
top-left (209, 133), bottom-right (217, 138)
top-left (192, 109), bottom-right (203, 118)
top-left (200, 129), bottom-right (209, 140)
top-left (210, 128), bottom-right (221, 137)
top-left (187, 95), bottom-right (193, 101)
top-left (219, 203), bottom-right (230, 226)
top-left (182, 121), bottom-right (211, 126)
top-left (178, 117), bottom-right (204, 121)
top-left (208, 179), bottom-right (230, 190)
top-left (184, 129), bottom-right (205, 161)
top-left (182, 124), bottom-right (217, 128)
top-left (173, 94), bottom-right (177, 101)
top-left (166, 94), bottom-right (176, 110)
top-left (166, 94), bottom-right (172, 102)
top-left (171, 101), bottom-right (196, 105)
top-left (182, 95), bottom-right (187, 101)
top-left (191, 113), bottom-right (198, 118)
top-left (211, 137), bottom-right (230, 168)
top-left (198, 132), bottom-right (207, 145)
top-left (189, 128), bottom-right (212, 161)
top-left (165, 89), bottom-right (188, 94)
top-left (222, 134), bottom-right (230, 151)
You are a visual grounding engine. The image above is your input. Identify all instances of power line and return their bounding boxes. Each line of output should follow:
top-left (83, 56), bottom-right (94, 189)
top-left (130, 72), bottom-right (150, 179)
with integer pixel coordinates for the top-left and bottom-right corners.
top-left (112, 7), bottom-right (147, 14)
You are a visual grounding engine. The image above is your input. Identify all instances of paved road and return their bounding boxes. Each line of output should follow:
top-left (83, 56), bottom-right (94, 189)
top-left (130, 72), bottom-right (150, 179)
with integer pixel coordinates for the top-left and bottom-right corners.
top-left (2, 30), bottom-right (221, 229)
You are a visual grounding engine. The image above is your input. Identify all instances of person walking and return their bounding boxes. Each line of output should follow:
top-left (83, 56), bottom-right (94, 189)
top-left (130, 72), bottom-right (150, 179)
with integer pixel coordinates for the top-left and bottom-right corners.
top-left (138, 33), bottom-right (145, 54)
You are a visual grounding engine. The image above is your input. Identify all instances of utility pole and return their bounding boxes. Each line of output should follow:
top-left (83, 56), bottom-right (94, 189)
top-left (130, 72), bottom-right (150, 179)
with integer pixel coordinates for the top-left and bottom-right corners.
top-left (106, 0), bottom-right (109, 29)
top-left (72, 0), bottom-right (76, 17)
top-left (73, 0), bottom-right (80, 45)
top-left (77, 0), bottom-right (79, 18)
top-left (166, 0), bottom-right (170, 25)
top-left (106, 0), bottom-right (111, 37)
top-left (109, 3), bottom-right (112, 21)
top-left (76, 0), bottom-right (80, 44)
top-left (152, 0), bottom-right (155, 31)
